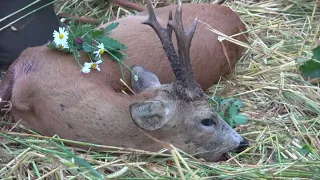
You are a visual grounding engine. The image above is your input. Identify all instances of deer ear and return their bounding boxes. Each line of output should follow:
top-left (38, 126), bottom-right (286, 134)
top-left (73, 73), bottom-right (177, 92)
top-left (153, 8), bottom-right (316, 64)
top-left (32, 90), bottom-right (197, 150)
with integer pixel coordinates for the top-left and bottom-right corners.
top-left (131, 65), bottom-right (161, 93)
top-left (129, 99), bottom-right (170, 131)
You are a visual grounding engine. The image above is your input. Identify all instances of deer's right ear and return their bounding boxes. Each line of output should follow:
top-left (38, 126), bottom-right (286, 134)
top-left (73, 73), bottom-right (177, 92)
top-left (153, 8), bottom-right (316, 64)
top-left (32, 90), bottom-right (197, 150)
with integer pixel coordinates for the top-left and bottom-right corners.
top-left (129, 99), bottom-right (170, 131)
top-left (131, 65), bottom-right (161, 93)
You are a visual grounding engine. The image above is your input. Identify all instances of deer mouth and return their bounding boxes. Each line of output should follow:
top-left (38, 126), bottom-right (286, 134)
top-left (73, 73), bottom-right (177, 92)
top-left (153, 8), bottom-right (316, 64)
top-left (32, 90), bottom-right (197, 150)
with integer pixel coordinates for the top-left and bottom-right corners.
top-left (217, 153), bottom-right (231, 161)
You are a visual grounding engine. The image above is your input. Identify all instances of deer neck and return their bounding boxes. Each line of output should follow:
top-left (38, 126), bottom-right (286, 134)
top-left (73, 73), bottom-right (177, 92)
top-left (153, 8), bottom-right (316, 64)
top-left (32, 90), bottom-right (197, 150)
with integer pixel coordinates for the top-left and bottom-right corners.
top-left (67, 90), bottom-right (167, 152)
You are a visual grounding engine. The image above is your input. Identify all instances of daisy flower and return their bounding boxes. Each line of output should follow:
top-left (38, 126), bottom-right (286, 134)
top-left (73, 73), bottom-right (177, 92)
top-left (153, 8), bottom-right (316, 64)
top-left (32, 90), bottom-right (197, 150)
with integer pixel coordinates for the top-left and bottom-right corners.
top-left (56, 41), bottom-right (69, 50)
top-left (81, 65), bottom-right (91, 74)
top-left (53, 27), bottom-right (69, 45)
top-left (93, 43), bottom-right (105, 58)
top-left (81, 60), bottom-right (103, 73)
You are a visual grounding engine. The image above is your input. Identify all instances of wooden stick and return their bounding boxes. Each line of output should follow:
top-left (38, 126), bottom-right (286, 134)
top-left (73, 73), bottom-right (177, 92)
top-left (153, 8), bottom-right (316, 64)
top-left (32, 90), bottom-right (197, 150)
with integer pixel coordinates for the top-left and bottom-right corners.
top-left (113, 0), bottom-right (146, 12)
top-left (57, 13), bottom-right (100, 24)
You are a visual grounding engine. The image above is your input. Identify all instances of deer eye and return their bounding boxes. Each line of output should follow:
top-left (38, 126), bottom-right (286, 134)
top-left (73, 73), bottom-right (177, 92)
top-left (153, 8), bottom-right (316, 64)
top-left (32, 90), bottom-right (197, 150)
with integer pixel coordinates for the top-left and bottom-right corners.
top-left (201, 119), bottom-right (216, 126)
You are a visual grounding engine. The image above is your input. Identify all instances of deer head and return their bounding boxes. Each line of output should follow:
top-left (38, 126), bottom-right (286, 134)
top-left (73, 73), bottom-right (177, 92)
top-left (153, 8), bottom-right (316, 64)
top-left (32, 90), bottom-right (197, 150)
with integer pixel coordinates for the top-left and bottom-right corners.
top-left (129, 0), bottom-right (248, 161)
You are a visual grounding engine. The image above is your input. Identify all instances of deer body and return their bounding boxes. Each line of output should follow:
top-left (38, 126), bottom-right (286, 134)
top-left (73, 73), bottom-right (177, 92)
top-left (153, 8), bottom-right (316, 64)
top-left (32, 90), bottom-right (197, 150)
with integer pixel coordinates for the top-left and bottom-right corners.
top-left (95, 3), bottom-right (246, 91)
top-left (0, 1), bottom-right (248, 161)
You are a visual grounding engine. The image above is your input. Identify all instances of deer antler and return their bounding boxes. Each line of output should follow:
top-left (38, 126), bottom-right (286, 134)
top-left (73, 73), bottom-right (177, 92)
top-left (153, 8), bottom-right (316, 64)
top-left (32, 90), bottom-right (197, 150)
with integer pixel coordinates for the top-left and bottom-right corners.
top-left (142, 0), bottom-right (204, 101)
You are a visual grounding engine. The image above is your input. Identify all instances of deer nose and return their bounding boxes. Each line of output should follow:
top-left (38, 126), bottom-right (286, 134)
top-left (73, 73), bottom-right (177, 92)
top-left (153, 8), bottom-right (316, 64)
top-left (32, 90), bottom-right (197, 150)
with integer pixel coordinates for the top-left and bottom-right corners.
top-left (235, 137), bottom-right (249, 153)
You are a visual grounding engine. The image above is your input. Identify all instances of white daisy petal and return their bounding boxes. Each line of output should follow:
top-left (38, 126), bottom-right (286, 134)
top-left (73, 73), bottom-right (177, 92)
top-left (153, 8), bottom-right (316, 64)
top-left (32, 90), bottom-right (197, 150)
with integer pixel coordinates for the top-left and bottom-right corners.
top-left (64, 43), bottom-right (69, 49)
top-left (81, 66), bottom-right (91, 73)
top-left (96, 60), bottom-right (102, 64)
top-left (56, 41), bottom-right (69, 50)
top-left (93, 43), bottom-right (105, 58)
top-left (59, 27), bottom-right (69, 36)
top-left (93, 50), bottom-right (101, 58)
top-left (82, 69), bottom-right (91, 74)
top-left (60, 42), bottom-right (69, 49)
top-left (84, 62), bottom-right (93, 67)
top-left (97, 43), bottom-right (104, 49)
top-left (53, 30), bottom-right (59, 38)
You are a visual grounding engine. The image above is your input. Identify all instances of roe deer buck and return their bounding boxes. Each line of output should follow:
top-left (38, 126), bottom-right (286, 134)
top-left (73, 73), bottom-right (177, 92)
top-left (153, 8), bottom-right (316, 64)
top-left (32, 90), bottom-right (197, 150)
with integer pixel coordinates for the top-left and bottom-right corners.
top-left (0, 0), bottom-right (249, 162)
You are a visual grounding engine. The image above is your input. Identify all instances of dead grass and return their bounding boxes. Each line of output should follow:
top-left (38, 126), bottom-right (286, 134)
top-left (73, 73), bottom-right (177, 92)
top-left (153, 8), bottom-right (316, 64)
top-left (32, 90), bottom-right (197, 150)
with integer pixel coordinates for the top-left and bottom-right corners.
top-left (0, 0), bottom-right (320, 179)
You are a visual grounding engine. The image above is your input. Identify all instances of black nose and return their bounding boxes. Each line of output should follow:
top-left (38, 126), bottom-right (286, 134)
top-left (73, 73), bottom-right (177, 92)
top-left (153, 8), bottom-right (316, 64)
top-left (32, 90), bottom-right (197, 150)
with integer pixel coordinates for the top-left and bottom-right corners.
top-left (235, 137), bottom-right (249, 153)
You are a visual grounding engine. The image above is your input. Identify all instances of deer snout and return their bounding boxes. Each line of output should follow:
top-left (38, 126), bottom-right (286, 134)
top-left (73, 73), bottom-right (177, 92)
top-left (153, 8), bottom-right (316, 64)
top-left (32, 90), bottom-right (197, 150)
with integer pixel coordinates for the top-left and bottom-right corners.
top-left (216, 116), bottom-right (249, 151)
top-left (234, 137), bottom-right (249, 153)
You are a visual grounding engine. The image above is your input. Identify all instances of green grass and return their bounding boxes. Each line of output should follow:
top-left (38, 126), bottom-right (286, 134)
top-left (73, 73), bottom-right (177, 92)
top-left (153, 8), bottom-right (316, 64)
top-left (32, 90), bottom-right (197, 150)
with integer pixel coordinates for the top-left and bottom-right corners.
top-left (0, 0), bottom-right (320, 179)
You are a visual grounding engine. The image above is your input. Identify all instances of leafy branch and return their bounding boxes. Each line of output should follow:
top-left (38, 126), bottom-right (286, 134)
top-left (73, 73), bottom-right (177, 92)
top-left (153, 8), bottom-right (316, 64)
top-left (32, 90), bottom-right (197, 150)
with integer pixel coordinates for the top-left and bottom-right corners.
top-left (299, 43), bottom-right (320, 81)
top-left (46, 20), bottom-right (135, 81)
top-left (208, 96), bottom-right (248, 127)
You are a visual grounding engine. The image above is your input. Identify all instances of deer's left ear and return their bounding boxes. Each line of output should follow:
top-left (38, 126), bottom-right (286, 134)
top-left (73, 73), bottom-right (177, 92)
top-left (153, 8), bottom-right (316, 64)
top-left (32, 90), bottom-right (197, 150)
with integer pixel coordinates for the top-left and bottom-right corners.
top-left (130, 65), bottom-right (161, 93)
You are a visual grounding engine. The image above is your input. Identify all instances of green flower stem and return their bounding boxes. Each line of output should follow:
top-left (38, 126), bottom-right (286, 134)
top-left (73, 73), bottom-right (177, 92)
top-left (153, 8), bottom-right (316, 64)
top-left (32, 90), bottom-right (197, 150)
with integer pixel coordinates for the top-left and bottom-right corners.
top-left (72, 50), bottom-right (83, 68)
top-left (104, 48), bottom-right (136, 76)
top-left (118, 62), bottom-right (126, 83)
top-left (90, 39), bottom-right (136, 77)
top-left (83, 42), bottom-right (96, 49)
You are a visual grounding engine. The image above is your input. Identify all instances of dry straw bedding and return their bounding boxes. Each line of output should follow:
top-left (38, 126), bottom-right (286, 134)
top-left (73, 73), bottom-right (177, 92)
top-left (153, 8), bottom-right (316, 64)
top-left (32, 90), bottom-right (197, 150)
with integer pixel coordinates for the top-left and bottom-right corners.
top-left (0, 0), bottom-right (319, 179)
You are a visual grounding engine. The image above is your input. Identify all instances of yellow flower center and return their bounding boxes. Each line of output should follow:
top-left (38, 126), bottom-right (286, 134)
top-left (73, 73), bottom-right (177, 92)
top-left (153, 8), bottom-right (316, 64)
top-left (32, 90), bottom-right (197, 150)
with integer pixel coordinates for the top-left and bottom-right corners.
top-left (59, 33), bottom-right (64, 39)
top-left (91, 64), bottom-right (97, 69)
top-left (99, 49), bottom-right (104, 55)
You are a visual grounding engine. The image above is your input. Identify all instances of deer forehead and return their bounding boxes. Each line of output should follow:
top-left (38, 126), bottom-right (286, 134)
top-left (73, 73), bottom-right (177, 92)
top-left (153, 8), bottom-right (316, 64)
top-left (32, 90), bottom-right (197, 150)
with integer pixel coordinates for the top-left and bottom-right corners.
top-left (152, 87), bottom-right (213, 115)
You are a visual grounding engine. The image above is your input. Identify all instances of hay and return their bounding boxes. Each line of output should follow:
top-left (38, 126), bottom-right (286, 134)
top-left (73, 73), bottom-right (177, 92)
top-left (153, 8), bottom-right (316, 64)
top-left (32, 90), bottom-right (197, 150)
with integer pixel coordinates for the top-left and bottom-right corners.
top-left (0, 0), bottom-right (320, 179)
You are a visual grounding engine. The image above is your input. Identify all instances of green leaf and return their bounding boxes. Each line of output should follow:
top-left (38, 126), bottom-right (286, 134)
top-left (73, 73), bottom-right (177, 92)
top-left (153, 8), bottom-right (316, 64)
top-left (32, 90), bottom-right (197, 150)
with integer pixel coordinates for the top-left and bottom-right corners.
top-left (83, 43), bottom-right (94, 52)
top-left (214, 96), bottom-right (222, 106)
top-left (220, 98), bottom-right (231, 106)
top-left (299, 144), bottom-right (314, 156)
top-left (91, 30), bottom-right (104, 39)
top-left (229, 105), bottom-right (238, 118)
top-left (217, 112), bottom-right (225, 119)
top-left (233, 100), bottom-right (244, 108)
top-left (49, 140), bottom-right (104, 179)
top-left (299, 147), bottom-right (309, 156)
top-left (312, 46), bottom-right (320, 61)
top-left (299, 59), bottom-right (320, 79)
top-left (103, 22), bottom-right (119, 34)
top-left (227, 118), bottom-right (234, 127)
top-left (99, 36), bottom-right (127, 51)
top-left (70, 24), bottom-right (93, 38)
top-left (32, 161), bottom-right (41, 178)
top-left (233, 115), bottom-right (248, 125)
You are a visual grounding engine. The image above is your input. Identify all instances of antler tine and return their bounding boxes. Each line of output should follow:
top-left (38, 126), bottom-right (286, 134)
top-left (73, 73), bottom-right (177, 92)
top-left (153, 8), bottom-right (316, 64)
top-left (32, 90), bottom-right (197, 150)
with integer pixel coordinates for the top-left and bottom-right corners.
top-left (167, 0), bottom-right (204, 99)
top-left (142, 0), bottom-right (185, 82)
top-left (143, 0), bottom-right (204, 100)
top-left (142, 0), bottom-right (169, 36)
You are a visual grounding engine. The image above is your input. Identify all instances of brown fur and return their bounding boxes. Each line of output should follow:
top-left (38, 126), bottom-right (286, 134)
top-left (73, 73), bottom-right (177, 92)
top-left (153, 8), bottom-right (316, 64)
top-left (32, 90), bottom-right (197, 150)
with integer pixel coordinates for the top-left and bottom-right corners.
top-left (98, 3), bottom-right (247, 92)
top-left (0, 2), bottom-right (248, 162)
